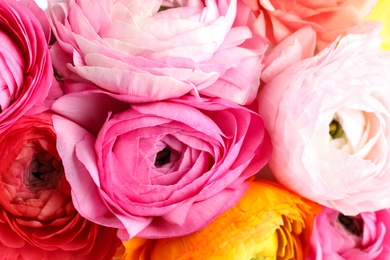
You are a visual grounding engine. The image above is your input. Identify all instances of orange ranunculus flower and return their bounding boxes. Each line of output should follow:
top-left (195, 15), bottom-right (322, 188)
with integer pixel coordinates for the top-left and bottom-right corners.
top-left (120, 180), bottom-right (321, 260)
top-left (365, 0), bottom-right (390, 50)
top-left (242, 0), bottom-right (376, 51)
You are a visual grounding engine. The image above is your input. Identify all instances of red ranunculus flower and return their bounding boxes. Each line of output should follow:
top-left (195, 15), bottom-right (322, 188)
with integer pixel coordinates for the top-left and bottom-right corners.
top-left (0, 112), bottom-right (121, 259)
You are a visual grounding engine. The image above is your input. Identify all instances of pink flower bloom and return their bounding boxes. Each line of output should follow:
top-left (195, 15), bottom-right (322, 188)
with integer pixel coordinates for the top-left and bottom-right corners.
top-left (258, 28), bottom-right (390, 215)
top-left (0, 0), bottom-right (52, 134)
top-left (0, 112), bottom-right (120, 259)
top-left (307, 207), bottom-right (390, 259)
top-left (48, 0), bottom-right (267, 105)
top-left (243, 0), bottom-right (377, 50)
top-left (51, 90), bottom-right (272, 239)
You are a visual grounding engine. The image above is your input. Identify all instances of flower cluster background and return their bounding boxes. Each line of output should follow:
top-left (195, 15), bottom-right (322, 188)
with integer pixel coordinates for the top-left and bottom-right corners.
top-left (1, 0), bottom-right (390, 259)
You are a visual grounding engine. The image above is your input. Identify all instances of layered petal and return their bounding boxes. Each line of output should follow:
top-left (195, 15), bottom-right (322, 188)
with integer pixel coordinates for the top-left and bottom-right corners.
top-left (258, 28), bottom-right (390, 215)
top-left (243, 0), bottom-right (377, 50)
top-left (307, 207), bottom-right (390, 259)
top-left (0, 112), bottom-right (120, 259)
top-left (48, 0), bottom-right (267, 104)
top-left (120, 180), bottom-right (321, 260)
top-left (0, 0), bottom-right (52, 133)
top-left (52, 90), bottom-right (272, 239)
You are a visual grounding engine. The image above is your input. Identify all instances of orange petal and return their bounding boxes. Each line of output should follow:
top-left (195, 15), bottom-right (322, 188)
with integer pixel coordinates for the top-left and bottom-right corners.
top-left (122, 180), bottom-right (321, 259)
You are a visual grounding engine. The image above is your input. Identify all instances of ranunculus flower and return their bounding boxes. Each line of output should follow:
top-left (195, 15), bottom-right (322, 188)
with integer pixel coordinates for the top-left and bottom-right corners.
top-left (307, 207), bottom-right (390, 259)
top-left (51, 90), bottom-right (272, 239)
top-left (258, 28), bottom-right (390, 215)
top-left (0, 112), bottom-right (120, 259)
top-left (48, 0), bottom-right (267, 105)
top-left (119, 180), bottom-right (321, 260)
top-left (365, 0), bottom-right (390, 50)
top-left (242, 0), bottom-right (376, 50)
top-left (0, 0), bottom-right (52, 134)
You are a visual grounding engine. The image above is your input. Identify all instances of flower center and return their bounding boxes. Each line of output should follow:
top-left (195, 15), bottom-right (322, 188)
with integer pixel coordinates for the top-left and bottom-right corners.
top-left (29, 158), bottom-right (54, 181)
top-left (154, 147), bottom-right (171, 167)
top-left (158, 0), bottom-right (191, 11)
top-left (158, 6), bottom-right (170, 11)
top-left (23, 151), bottom-right (63, 193)
top-left (338, 213), bottom-right (363, 236)
top-left (329, 119), bottom-right (344, 139)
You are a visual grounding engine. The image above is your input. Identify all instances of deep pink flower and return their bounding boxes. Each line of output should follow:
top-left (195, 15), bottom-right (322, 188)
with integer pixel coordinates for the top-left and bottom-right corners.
top-left (307, 207), bottom-right (390, 259)
top-left (48, 0), bottom-right (267, 105)
top-left (0, 0), bottom-right (52, 134)
top-left (51, 90), bottom-right (272, 239)
top-left (0, 112), bottom-right (120, 259)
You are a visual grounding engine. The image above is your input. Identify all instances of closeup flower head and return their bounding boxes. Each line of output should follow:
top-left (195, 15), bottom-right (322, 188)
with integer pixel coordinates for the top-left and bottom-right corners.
top-left (119, 179), bottom-right (321, 260)
top-left (51, 89), bottom-right (272, 239)
top-left (48, 0), bottom-right (267, 105)
top-left (307, 207), bottom-right (390, 259)
top-left (0, 112), bottom-right (120, 259)
top-left (258, 28), bottom-right (390, 215)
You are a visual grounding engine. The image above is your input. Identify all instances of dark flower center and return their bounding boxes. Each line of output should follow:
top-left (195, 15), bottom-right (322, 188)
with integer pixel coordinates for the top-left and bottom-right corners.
top-left (24, 152), bottom-right (63, 192)
top-left (158, 0), bottom-right (187, 12)
top-left (30, 158), bottom-right (55, 181)
top-left (329, 120), bottom-right (344, 139)
top-left (154, 147), bottom-right (171, 167)
top-left (338, 213), bottom-right (363, 236)
top-left (158, 6), bottom-right (170, 11)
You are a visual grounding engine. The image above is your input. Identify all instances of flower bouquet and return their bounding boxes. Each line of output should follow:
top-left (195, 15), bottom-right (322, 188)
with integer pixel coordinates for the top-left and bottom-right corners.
top-left (0, 0), bottom-right (389, 258)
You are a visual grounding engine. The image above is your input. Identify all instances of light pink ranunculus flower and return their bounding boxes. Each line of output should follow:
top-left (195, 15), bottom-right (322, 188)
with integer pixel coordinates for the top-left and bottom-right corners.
top-left (243, 0), bottom-right (377, 50)
top-left (0, 0), bottom-right (52, 134)
top-left (307, 207), bottom-right (390, 259)
top-left (258, 28), bottom-right (390, 215)
top-left (51, 90), bottom-right (272, 239)
top-left (48, 0), bottom-right (267, 105)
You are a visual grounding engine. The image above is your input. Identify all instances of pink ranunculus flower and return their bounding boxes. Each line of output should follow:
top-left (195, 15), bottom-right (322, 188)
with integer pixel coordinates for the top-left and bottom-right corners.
top-left (258, 28), bottom-right (390, 215)
top-left (48, 0), bottom-right (267, 105)
top-left (307, 207), bottom-right (390, 259)
top-left (51, 89), bottom-right (272, 239)
top-left (0, 112), bottom-right (121, 259)
top-left (243, 0), bottom-right (377, 50)
top-left (0, 0), bottom-right (52, 134)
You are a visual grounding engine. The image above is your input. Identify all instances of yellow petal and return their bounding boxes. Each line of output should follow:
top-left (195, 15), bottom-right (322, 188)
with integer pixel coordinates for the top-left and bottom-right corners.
top-left (122, 180), bottom-right (321, 260)
top-left (365, 0), bottom-right (390, 50)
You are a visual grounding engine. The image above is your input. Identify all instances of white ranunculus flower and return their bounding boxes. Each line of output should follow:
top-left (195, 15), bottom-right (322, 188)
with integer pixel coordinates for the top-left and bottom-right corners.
top-left (258, 28), bottom-right (390, 215)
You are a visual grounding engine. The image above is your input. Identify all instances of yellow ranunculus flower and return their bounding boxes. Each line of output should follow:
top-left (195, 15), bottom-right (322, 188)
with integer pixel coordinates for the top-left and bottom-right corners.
top-left (121, 180), bottom-right (321, 260)
top-left (365, 0), bottom-right (390, 49)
